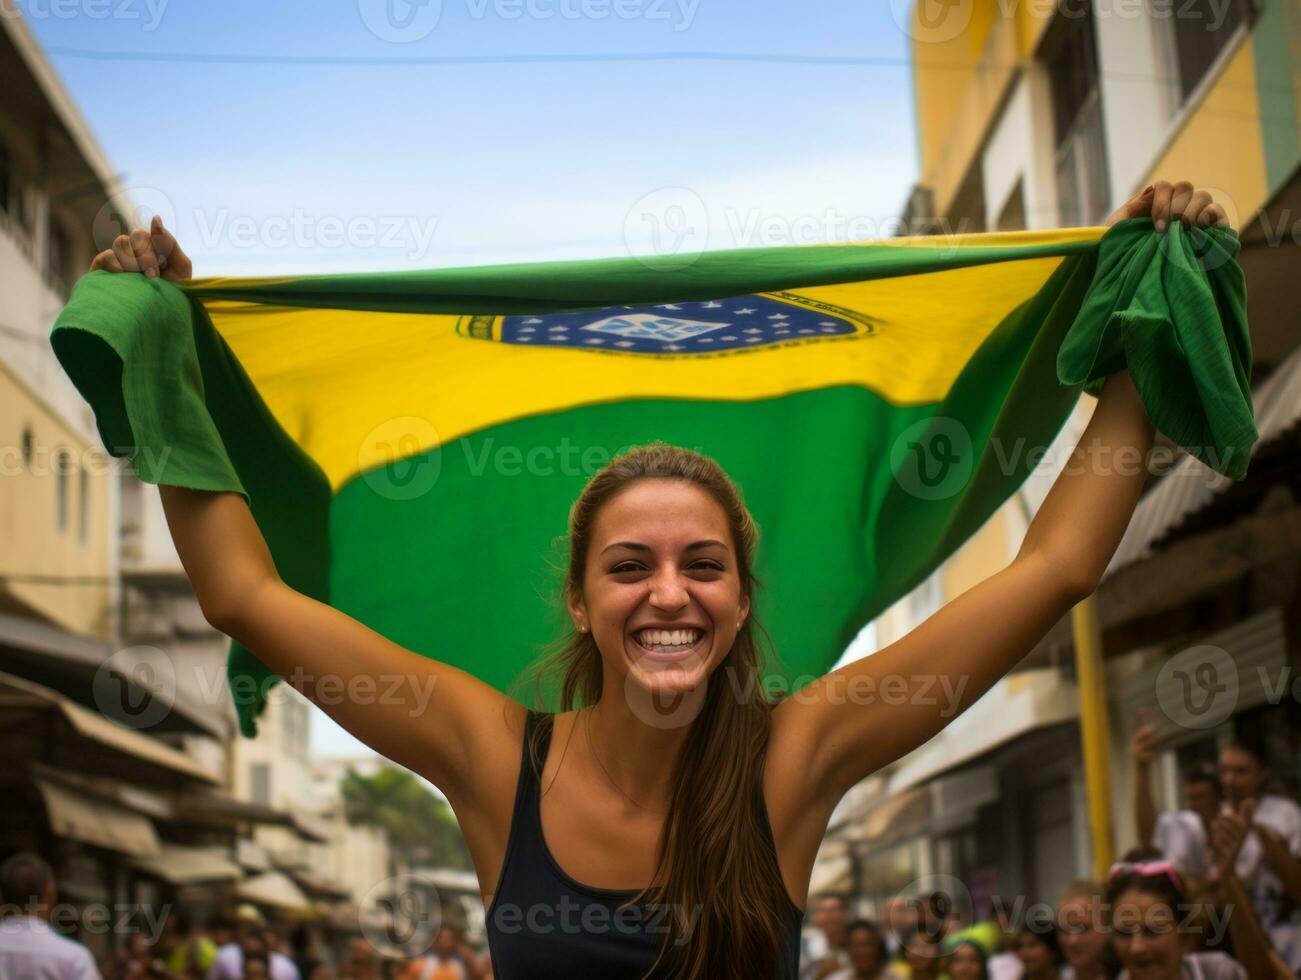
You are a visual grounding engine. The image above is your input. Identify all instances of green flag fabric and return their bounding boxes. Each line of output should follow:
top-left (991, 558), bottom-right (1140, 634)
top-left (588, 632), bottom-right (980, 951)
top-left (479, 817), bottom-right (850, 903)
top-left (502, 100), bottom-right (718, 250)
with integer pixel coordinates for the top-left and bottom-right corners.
top-left (49, 218), bottom-right (1253, 736)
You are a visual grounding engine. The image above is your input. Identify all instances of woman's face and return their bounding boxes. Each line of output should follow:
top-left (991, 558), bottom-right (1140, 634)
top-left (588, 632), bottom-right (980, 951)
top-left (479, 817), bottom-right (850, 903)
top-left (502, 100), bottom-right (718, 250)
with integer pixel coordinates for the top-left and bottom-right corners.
top-left (1111, 887), bottom-right (1185, 980)
top-left (573, 479), bottom-right (748, 701)
top-left (1057, 896), bottom-right (1108, 970)
top-left (845, 926), bottom-right (883, 974)
top-left (949, 944), bottom-right (986, 980)
top-left (904, 935), bottom-right (942, 977)
top-left (1013, 931), bottom-right (1054, 974)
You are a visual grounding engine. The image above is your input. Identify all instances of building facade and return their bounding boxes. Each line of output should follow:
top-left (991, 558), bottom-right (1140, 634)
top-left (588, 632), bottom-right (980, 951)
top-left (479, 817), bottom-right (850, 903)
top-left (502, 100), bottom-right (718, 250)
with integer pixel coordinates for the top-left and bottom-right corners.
top-left (816, 0), bottom-right (1301, 922)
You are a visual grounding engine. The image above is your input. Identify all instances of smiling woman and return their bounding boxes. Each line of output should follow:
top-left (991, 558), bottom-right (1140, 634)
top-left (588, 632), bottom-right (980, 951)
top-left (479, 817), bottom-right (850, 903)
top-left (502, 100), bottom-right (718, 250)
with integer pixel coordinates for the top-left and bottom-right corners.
top-left (497, 445), bottom-right (797, 978)
top-left (58, 178), bottom-right (1253, 980)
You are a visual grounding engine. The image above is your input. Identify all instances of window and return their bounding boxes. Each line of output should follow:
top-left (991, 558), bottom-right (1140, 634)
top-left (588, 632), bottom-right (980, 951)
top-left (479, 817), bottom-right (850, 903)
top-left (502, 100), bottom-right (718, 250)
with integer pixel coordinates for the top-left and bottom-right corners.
top-left (1041, 2), bottom-right (1110, 226)
top-left (948, 164), bottom-right (987, 235)
top-left (55, 449), bottom-right (70, 532)
top-left (0, 140), bottom-right (12, 217)
top-left (78, 464), bottom-right (89, 546)
top-left (1159, 0), bottom-right (1254, 107)
top-left (996, 178), bottom-right (1027, 231)
top-left (250, 763), bottom-right (271, 805)
top-left (46, 219), bottom-right (70, 295)
top-left (281, 697), bottom-right (310, 759)
top-left (21, 427), bottom-right (33, 467)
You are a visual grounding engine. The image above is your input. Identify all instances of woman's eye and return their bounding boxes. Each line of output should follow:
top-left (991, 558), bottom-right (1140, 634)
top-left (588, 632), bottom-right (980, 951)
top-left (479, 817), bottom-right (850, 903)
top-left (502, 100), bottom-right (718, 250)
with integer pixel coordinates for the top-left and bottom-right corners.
top-left (609, 560), bottom-right (724, 573)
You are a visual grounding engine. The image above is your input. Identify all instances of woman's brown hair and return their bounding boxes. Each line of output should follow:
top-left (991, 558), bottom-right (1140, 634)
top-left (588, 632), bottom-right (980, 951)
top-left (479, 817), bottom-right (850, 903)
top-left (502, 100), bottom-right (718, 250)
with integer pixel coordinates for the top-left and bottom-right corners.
top-left (515, 440), bottom-right (792, 979)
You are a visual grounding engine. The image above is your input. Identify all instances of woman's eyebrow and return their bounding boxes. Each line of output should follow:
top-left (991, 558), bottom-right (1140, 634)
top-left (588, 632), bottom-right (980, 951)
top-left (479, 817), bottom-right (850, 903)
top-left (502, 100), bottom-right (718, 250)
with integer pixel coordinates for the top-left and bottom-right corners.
top-left (600, 539), bottom-right (729, 555)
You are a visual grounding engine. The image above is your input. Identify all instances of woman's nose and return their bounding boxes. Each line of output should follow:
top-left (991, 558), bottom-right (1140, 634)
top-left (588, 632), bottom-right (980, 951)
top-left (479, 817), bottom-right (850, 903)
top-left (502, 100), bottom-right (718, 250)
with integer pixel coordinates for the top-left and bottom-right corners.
top-left (648, 570), bottom-right (690, 610)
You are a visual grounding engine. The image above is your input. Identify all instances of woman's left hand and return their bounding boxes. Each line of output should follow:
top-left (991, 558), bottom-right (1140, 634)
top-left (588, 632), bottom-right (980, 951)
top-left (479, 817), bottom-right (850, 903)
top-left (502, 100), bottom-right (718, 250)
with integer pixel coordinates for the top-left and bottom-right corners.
top-left (1104, 179), bottom-right (1230, 231)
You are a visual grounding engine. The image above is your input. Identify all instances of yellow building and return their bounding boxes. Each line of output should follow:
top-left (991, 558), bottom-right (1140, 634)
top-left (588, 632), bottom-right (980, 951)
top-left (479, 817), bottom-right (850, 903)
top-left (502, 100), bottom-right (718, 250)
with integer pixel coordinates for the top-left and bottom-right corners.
top-left (818, 0), bottom-right (1301, 917)
top-left (0, 11), bottom-right (120, 640)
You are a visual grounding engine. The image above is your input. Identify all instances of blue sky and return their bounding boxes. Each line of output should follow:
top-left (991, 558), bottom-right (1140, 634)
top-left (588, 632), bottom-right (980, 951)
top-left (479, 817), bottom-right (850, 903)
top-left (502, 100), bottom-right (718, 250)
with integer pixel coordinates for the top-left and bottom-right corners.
top-left (25, 0), bottom-right (914, 754)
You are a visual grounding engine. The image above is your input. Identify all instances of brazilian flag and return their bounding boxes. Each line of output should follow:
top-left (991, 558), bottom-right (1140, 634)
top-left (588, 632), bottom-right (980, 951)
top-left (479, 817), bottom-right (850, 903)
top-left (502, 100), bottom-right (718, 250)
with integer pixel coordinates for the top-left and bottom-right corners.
top-left (50, 220), bottom-right (1254, 736)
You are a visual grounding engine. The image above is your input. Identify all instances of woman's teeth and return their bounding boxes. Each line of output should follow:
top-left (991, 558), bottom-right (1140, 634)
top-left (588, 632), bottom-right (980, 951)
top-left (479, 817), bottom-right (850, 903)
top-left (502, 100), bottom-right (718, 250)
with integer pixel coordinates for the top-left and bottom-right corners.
top-left (635, 628), bottom-right (702, 652)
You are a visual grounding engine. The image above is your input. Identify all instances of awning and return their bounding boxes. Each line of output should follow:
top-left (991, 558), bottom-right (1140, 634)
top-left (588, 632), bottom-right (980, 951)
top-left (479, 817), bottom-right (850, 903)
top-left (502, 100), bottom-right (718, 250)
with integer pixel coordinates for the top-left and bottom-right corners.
top-left (0, 610), bottom-right (220, 736)
top-left (235, 839), bottom-right (273, 872)
top-left (236, 871), bottom-right (315, 913)
top-left (175, 790), bottom-right (295, 829)
top-left (1108, 341), bottom-right (1301, 572)
top-left (34, 776), bottom-right (160, 857)
top-left (285, 867), bottom-right (351, 900)
top-left (131, 845), bottom-right (243, 885)
top-left (808, 840), bottom-right (852, 896)
top-left (887, 667), bottom-right (1079, 795)
top-left (28, 762), bottom-right (175, 820)
top-left (0, 671), bottom-right (218, 783)
top-left (405, 868), bottom-right (481, 896)
top-left (289, 814), bottom-right (331, 844)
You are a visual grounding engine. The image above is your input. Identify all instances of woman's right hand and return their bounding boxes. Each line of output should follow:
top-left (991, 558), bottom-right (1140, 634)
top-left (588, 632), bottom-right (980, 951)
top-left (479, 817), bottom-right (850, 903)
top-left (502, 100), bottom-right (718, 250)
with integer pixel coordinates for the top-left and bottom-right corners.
top-left (89, 214), bottom-right (192, 281)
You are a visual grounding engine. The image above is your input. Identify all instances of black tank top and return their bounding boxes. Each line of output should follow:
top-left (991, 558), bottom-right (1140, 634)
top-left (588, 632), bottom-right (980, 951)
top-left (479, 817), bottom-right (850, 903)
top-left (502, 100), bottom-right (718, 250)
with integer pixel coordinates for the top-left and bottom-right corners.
top-left (484, 709), bottom-right (805, 979)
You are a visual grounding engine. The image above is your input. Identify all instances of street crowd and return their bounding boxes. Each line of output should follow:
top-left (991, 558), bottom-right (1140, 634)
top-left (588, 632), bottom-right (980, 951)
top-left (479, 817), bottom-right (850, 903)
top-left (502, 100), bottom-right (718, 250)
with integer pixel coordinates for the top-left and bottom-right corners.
top-left (0, 856), bottom-right (490, 980)
top-left (2, 732), bottom-right (1297, 979)
top-left (796, 732), bottom-right (1301, 980)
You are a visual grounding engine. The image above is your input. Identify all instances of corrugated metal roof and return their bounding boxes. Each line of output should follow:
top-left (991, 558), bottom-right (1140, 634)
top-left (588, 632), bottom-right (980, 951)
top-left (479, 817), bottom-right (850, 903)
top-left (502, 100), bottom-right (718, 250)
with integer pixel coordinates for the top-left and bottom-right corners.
top-left (1107, 343), bottom-right (1301, 572)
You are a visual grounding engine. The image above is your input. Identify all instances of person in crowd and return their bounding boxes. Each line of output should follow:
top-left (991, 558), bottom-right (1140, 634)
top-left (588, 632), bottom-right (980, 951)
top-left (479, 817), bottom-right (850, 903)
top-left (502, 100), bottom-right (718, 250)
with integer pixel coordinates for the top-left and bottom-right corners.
top-left (918, 893), bottom-right (958, 947)
top-left (1132, 714), bottom-right (1301, 969)
top-left (824, 919), bottom-right (902, 980)
top-left (163, 911), bottom-right (218, 979)
top-left (206, 906), bottom-right (298, 980)
top-left (287, 924), bottom-right (327, 980)
top-left (1131, 712), bottom-right (1223, 879)
top-left (947, 940), bottom-right (989, 980)
top-left (939, 902), bottom-right (1002, 978)
top-left (0, 850), bottom-right (101, 980)
top-left (884, 898), bottom-right (919, 959)
top-left (1217, 739), bottom-right (1301, 968)
top-left (402, 925), bottom-right (485, 980)
top-left (1056, 879), bottom-right (1118, 980)
top-left (1011, 926), bottom-right (1065, 980)
top-left (973, 898), bottom-right (1021, 980)
top-left (801, 893), bottom-right (853, 979)
top-left (1104, 856), bottom-right (1289, 979)
top-left (337, 938), bottom-right (381, 980)
top-left (243, 950), bottom-right (271, 980)
top-left (211, 925), bottom-right (234, 952)
top-left (899, 928), bottom-right (947, 980)
top-left (115, 932), bottom-right (177, 980)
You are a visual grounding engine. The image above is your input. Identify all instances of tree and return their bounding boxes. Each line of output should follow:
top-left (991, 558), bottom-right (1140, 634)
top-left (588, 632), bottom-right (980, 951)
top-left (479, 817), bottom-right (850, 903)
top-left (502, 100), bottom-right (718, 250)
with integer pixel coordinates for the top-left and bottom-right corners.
top-left (341, 765), bottom-right (472, 870)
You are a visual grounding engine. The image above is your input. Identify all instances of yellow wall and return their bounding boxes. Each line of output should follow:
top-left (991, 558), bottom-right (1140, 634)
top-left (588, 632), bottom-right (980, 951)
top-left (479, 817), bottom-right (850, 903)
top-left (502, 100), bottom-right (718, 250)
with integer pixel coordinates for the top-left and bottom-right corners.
top-left (912, 0), bottom-right (1272, 223)
top-left (911, 0), bottom-right (1058, 217)
top-left (1142, 38), bottom-right (1271, 222)
top-left (0, 360), bottom-right (111, 637)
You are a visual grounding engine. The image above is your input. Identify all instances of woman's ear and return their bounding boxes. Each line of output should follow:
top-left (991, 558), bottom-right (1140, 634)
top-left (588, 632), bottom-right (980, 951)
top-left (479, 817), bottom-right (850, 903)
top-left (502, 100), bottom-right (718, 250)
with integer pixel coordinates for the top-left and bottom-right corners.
top-left (567, 590), bottom-right (588, 633)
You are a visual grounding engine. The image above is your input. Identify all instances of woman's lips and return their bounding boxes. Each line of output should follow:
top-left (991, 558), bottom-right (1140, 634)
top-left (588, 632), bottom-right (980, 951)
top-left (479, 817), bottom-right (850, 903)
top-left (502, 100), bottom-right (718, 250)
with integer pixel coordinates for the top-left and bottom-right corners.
top-left (629, 631), bottom-right (707, 662)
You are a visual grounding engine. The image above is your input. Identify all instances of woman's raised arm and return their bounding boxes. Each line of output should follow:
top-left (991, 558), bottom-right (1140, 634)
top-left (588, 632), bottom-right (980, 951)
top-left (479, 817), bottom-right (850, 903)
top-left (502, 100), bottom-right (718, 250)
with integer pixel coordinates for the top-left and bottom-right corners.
top-left (89, 221), bottom-right (521, 806)
top-left (159, 485), bottom-right (520, 802)
top-left (771, 180), bottom-right (1230, 811)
